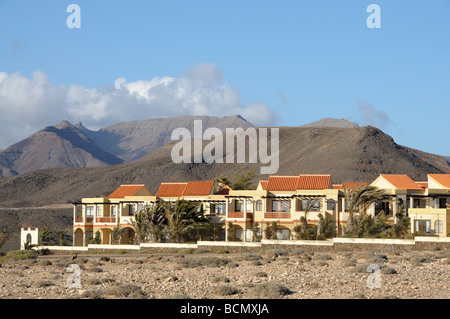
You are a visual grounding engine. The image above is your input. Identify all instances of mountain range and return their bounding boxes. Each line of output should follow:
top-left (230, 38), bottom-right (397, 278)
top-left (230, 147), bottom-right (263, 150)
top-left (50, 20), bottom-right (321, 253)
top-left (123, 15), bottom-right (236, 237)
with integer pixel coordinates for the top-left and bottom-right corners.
top-left (0, 115), bottom-right (252, 176)
top-left (0, 116), bottom-right (449, 208)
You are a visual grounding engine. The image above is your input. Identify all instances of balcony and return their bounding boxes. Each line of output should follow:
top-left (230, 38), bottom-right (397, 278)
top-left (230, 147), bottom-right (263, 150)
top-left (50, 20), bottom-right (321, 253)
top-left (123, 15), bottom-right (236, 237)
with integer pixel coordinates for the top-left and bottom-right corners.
top-left (74, 216), bottom-right (94, 225)
top-left (95, 217), bottom-right (117, 224)
top-left (264, 212), bottom-right (291, 219)
top-left (227, 212), bottom-right (253, 220)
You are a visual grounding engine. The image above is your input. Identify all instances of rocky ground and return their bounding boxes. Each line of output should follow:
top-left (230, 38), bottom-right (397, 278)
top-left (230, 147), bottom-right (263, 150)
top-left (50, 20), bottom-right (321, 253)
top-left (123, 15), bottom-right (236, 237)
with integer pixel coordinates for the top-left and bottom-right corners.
top-left (0, 247), bottom-right (448, 299)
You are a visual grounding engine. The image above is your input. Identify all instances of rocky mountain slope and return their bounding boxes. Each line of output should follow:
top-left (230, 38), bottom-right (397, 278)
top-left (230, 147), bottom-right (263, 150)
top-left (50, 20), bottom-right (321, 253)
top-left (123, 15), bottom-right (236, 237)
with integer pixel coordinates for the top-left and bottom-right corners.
top-left (0, 121), bottom-right (124, 177)
top-left (78, 115), bottom-right (253, 162)
top-left (0, 125), bottom-right (449, 208)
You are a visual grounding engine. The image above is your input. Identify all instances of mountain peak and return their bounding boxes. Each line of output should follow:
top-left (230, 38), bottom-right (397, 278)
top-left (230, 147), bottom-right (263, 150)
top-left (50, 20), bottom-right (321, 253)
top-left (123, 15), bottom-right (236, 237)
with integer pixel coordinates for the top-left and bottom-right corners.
top-left (55, 120), bottom-right (74, 129)
top-left (300, 118), bottom-right (359, 128)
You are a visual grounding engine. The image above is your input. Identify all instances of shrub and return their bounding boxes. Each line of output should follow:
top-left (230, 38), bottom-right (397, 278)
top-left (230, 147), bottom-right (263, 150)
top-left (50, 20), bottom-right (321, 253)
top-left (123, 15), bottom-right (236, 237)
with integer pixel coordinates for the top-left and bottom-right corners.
top-left (179, 257), bottom-right (231, 268)
top-left (88, 267), bottom-right (103, 273)
top-left (87, 278), bottom-right (103, 285)
top-left (341, 259), bottom-right (357, 267)
top-left (246, 254), bottom-right (263, 261)
top-left (105, 283), bottom-right (147, 299)
top-left (225, 262), bottom-right (239, 268)
top-left (316, 253), bottom-right (333, 260)
top-left (372, 254), bottom-right (388, 263)
top-left (254, 271), bottom-right (268, 278)
top-left (37, 281), bottom-right (55, 288)
top-left (382, 267), bottom-right (398, 275)
top-left (412, 256), bottom-right (434, 264)
top-left (214, 285), bottom-right (239, 296)
top-left (38, 260), bottom-right (52, 266)
top-left (264, 249), bottom-right (287, 259)
top-left (1, 250), bottom-right (38, 262)
top-left (211, 275), bottom-right (230, 283)
top-left (81, 290), bottom-right (104, 299)
top-left (249, 282), bottom-right (291, 298)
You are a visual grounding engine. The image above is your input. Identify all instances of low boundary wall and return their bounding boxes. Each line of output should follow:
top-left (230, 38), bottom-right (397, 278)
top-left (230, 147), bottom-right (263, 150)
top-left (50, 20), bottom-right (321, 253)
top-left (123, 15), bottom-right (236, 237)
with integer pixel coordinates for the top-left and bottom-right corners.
top-left (33, 236), bottom-right (449, 252)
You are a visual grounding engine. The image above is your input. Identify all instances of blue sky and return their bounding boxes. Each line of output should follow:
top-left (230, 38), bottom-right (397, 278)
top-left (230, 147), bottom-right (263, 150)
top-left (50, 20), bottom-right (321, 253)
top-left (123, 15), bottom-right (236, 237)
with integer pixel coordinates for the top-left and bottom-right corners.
top-left (0, 0), bottom-right (449, 155)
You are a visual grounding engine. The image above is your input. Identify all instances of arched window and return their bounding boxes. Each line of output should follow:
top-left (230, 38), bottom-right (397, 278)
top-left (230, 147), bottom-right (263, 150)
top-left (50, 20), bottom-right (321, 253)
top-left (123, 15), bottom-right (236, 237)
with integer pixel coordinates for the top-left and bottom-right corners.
top-left (26, 233), bottom-right (32, 244)
top-left (434, 220), bottom-right (443, 234)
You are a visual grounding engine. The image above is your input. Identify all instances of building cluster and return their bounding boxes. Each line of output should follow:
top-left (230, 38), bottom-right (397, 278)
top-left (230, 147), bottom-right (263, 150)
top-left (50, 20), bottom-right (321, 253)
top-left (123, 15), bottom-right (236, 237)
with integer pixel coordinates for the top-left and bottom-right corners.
top-left (72, 174), bottom-right (450, 246)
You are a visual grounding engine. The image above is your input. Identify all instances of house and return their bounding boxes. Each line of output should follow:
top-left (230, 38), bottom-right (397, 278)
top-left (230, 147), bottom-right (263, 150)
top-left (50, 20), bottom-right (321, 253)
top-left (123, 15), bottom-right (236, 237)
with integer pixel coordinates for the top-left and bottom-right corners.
top-left (370, 174), bottom-right (450, 236)
top-left (72, 173), bottom-right (450, 246)
top-left (407, 174), bottom-right (450, 236)
top-left (156, 180), bottom-right (229, 240)
top-left (73, 184), bottom-right (156, 246)
top-left (225, 174), bottom-right (344, 241)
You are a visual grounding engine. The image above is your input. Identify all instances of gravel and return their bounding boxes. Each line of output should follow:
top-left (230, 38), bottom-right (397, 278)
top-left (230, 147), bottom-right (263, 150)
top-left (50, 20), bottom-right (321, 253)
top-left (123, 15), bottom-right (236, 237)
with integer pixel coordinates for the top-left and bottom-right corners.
top-left (0, 249), bottom-right (448, 299)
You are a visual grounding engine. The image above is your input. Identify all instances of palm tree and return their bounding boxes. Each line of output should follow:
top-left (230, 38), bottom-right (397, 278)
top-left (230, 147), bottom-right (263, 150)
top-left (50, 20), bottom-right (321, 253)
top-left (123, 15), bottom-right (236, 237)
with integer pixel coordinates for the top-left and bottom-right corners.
top-left (146, 203), bottom-right (168, 242)
top-left (344, 184), bottom-right (387, 215)
top-left (343, 184), bottom-right (388, 238)
top-left (111, 226), bottom-right (125, 244)
top-left (162, 200), bottom-right (209, 243)
top-left (391, 205), bottom-right (411, 238)
top-left (130, 208), bottom-right (150, 244)
top-left (294, 197), bottom-right (320, 239)
top-left (214, 174), bottom-right (231, 192)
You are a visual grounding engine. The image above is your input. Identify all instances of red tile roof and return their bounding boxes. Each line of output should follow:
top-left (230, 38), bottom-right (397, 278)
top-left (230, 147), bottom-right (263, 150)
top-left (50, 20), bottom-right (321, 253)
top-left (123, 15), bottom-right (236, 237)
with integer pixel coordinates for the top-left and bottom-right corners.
top-left (266, 176), bottom-right (300, 191)
top-left (379, 174), bottom-right (423, 190)
top-left (297, 174), bottom-right (331, 190)
top-left (258, 181), bottom-right (268, 190)
top-left (415, 181), bottom-right (428, 189)
top-left (428, 174), bottom-right (450, 188)
top-left (107, 185), bottom-right (148, 199)
top-left (156, 181), bottom-right (215, 197)
top-left (265, 174), bottom-right (331, 191)
top-left (156, 183), bottom-right (187, 197)
top-left (183, 181), bottom-right (214, 196)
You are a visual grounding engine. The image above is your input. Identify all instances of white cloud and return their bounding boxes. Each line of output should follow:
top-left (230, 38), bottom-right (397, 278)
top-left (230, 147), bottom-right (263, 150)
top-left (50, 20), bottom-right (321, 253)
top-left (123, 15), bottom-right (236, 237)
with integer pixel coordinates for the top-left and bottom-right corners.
top-left (0, 63), bottom-right (278, 148)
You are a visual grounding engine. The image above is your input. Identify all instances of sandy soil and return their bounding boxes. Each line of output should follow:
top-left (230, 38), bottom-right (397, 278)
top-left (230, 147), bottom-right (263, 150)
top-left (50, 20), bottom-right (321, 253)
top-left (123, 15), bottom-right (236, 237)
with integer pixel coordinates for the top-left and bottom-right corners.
top-left (0, 248), bottom-right (448, 299)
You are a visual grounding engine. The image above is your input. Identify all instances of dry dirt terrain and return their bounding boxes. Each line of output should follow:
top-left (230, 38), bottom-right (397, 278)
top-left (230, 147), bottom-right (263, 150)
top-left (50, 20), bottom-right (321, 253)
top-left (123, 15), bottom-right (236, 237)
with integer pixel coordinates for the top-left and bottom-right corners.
top-left (0, 247), bottom-right (448, 299)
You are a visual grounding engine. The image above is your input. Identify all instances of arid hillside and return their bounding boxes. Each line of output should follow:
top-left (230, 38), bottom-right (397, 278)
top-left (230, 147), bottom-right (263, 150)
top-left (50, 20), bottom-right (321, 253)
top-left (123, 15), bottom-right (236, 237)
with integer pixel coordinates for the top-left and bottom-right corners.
top-left (0, 125), bottom-right (448, 208)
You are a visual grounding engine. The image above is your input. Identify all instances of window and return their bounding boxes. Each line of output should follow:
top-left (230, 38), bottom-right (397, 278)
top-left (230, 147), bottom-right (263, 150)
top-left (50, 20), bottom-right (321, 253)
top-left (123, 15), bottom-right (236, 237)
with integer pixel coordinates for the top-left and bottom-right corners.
top-left (302, 199), bottom-right (320, 211)
top-left (235, 200), bottom-right (243, 212)
top-left (246, 200), bottom-right (253, 212)
top-left (435, 220), bottom-right (443, 234)
top-left (439, 198), bottom-right (447, 209)
top-left (327, 199), bottom-right (335, 211)
top-left (137, 204), bottom-right (144, 214)
top-left (111, 206), bottom-right (117, 217)
top-left (272, 200), bottom-right (290, 212)
top-left (415, 220), bottom-right (431, 233)
top-left (86, 206), bottom-right (94, 217)
top-left (96, 206), bottom-right (102, 216)
top-left (256, 200), bottom-right (262, 211)
top-left (130, 205), bottom-right (137, 215)
top-left (213, 204), bottom-right (226, 215)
